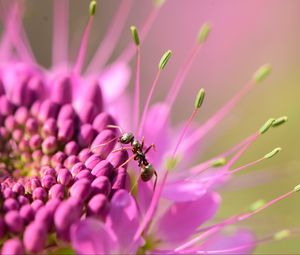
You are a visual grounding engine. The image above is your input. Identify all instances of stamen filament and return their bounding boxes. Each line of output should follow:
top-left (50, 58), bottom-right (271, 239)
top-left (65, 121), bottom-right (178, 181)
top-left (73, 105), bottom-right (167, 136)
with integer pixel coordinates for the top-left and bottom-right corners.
top-left (182, 81), bottom-right (254, 152)
top-left (138, 70), bottom-right (161, 137)
top-left (118, 2), bottom-right (166, 63)
top-left (74, 2), bottom-right (96, 75)
top-left (238, 189), bottom-right (295, 221)
top-left (133, 34), bottom-right (141, 131)
top-left (86, 0), bottom-right (133, 74)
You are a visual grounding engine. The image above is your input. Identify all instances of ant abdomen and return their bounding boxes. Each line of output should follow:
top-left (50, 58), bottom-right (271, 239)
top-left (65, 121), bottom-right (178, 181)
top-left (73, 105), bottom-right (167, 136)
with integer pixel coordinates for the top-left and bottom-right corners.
top-left (141, 164), bottom-right (155, 182)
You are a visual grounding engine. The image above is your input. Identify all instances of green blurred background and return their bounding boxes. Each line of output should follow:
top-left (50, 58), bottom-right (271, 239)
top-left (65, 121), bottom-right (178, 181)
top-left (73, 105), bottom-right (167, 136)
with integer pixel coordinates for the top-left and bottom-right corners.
top-left (22, 0), bottom-right (300, 253)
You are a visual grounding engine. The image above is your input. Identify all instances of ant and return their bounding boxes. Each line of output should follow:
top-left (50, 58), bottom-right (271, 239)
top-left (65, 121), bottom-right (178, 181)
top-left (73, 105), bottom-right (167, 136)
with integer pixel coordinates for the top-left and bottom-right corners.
top-left (92, 125), bottom-right (158, 190)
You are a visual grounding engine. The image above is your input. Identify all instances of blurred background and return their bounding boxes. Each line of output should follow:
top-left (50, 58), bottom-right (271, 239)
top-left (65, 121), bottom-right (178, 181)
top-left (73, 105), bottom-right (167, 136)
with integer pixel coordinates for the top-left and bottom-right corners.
top-left (21, 0), bottom-right (300, 253)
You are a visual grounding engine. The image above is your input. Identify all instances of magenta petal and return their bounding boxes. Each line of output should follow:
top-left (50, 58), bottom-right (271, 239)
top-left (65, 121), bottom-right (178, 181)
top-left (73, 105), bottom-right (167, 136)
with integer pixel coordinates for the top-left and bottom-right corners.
top-left (154, 192), bottom-right (221, 245)
top-left (162, 180), bottom-right (208, 202)
top-left (143, 103), bottom-right (171, 166)
top-left (137, 181), bottom-right (153, 214)
top-left (98, 61), bottom-right (130, 103)
top-left (199, 229), bottom-right (255, 254)
top-left (71, 218), bottom-right (116, 254)
top-left (106, 190), bottom-right (141, 253)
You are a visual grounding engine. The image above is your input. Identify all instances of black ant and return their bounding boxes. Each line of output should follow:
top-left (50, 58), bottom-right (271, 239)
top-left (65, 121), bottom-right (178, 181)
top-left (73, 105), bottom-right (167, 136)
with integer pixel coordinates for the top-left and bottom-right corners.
top-left (92, 125), bottom-right (158, 190)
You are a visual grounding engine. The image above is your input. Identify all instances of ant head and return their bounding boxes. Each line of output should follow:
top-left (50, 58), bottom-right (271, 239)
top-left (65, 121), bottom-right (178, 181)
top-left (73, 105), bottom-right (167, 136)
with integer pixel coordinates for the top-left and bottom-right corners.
top-left (119, 132), bottom-right (134, 144)
top-left (132, 139), bottom-right (142, 150)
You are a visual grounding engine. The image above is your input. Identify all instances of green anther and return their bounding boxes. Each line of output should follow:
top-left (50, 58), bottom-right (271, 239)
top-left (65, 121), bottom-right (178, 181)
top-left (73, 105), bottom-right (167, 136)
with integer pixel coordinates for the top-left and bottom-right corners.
top-left (264, 147), bottom-right (282, 159)
top-left (130, 26), bottom-right (140, 46)
top-left (165, 156), bottom-right (180, 171)
top-left (194, 88), bottom-right (205, 109)
top-left (197, 23), bottom-right (211, 43)
top-left (158, 50), bottom-right (172, 70)
top-left (253, 64), bottom-right (272, 84)
top-left (293, 184), bottom-right (300, 192)
top-left (89, 0), bottom-right (97, 16)
top-left (273, 229), bottom-right (291, 241)
top-left (259, 118), bottom-right (275, 134)
top-left (210, 157), bottom-right (227, 167)
top-left (272, 116), bottom-right (288, 127)
top-left (249, 199), bottom-right (266, 212)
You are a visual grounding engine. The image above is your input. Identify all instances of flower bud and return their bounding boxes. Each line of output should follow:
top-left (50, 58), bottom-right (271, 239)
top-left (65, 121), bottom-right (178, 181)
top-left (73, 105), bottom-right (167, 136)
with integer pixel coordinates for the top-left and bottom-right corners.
top-left (1, 238), bottom-right (24, 255)
top-left (91, 160), bottom-right (114, 178)
top-left (23, 222), bottom-right (47, 253)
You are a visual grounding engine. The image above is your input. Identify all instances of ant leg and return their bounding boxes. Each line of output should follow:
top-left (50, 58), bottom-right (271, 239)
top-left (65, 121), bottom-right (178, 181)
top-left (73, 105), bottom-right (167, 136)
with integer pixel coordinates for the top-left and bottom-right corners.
top-left (112, 146), bottom-right (133, 153)
top-left (107, 125), bottom-right (123, 134)
top-left (153, 171), bottom-right (158, 191)
top-left (144, 144), bottom-right (156, 154)
top-left (141, 137), bottom-right (145, 149)
top-left (118, 154), bottom-right (136, 168)
top-left (91, 137), bottom-right (119, 152)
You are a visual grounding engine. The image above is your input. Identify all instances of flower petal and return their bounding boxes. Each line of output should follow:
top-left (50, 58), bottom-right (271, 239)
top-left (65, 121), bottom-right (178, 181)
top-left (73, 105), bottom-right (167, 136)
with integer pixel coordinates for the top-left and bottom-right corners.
top-left (154, 192), bottom-right (221, 245)
top-left (98, 61), bottom-right (130, 103)
top-left (70, 218), bottom-right (116, 254)
top-left (143, 103), bottom-right (171, 167)
top-left (106, 189), bottom-right (142, 253)
top-left (162, 180), bottom-right (208, 202)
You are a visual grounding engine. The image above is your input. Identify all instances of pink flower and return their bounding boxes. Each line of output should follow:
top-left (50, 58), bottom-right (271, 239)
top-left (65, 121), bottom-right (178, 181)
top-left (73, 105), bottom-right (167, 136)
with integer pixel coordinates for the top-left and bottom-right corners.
top-left (0, 1), bottom-right (297, 254)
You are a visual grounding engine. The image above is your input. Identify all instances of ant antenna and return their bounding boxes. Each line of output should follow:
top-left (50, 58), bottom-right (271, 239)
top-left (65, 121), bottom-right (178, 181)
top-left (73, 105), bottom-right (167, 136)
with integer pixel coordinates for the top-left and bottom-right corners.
top-left (118, 154), bottom-right (136, 168)
top-left (107, 124), bottom-right (124, 134)
top-left (91, 137), bottom-right (119, 152)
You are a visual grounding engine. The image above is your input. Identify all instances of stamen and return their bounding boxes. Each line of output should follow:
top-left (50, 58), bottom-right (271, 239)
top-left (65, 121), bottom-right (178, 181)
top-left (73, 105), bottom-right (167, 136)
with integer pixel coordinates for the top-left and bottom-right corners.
top-left (259, 118), bottom-right (275, 134)
top-left (272, 116), bottom-right (288, 127)
top-left (118, 1), bottom-right (167, 63)
top-left (130, 26), bottom-right (141, 131)
top-left (182, 64), bottom-right (272, 152)
top-left (199, 147), bottom-right (282, 183)
top-left (238, 188), bottom-right (297, 221)
top-left (73, 1), bottom-right (96, 75)
top-left (253, 64), bottom-right (272, 84)
top-left (85, 0), bottom-right (133, 74)
top-left (165, 23), bottom-right (211, 110)
top-left (138, 50), bottom-right (172, 137)
top-left (52, 0), bottom-right (69, 65)
top-left (229, 147), bottom-right (281, 175)
top-left (263, 147), bottom-right (282, 159)
top-left (173, 88), bottom-right (205, 157)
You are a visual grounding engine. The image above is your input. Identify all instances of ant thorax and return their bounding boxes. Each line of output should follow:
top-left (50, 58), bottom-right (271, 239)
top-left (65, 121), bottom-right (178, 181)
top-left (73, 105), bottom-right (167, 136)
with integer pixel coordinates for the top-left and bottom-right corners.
top-left (132, 139), bottom-right (142, 150)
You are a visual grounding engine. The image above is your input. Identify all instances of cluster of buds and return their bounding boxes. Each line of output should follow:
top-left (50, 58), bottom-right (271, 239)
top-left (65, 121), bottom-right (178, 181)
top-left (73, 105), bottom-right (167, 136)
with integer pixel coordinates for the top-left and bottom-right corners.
top-left (0, 73), bottom-right (130, 254)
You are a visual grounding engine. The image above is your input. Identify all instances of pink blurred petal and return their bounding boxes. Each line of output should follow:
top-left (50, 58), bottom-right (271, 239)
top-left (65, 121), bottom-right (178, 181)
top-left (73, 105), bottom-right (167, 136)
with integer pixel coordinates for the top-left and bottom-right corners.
top-left (137, 180), bottom-right (153, 214)
top-left (154, 192), bottom-right (221, 245)
top-left (162, 180), bottom-right (208, 202)
top-left (199, 229), bottom-right (256, 254)
top-left (106, 189), bottom-right (142, 253)
top-left (71, 218), bottom-right (116, 254)
top-left (143, 103), bottom-right (171, 167)
top-left (98, 61), bottom-right (131, 103)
